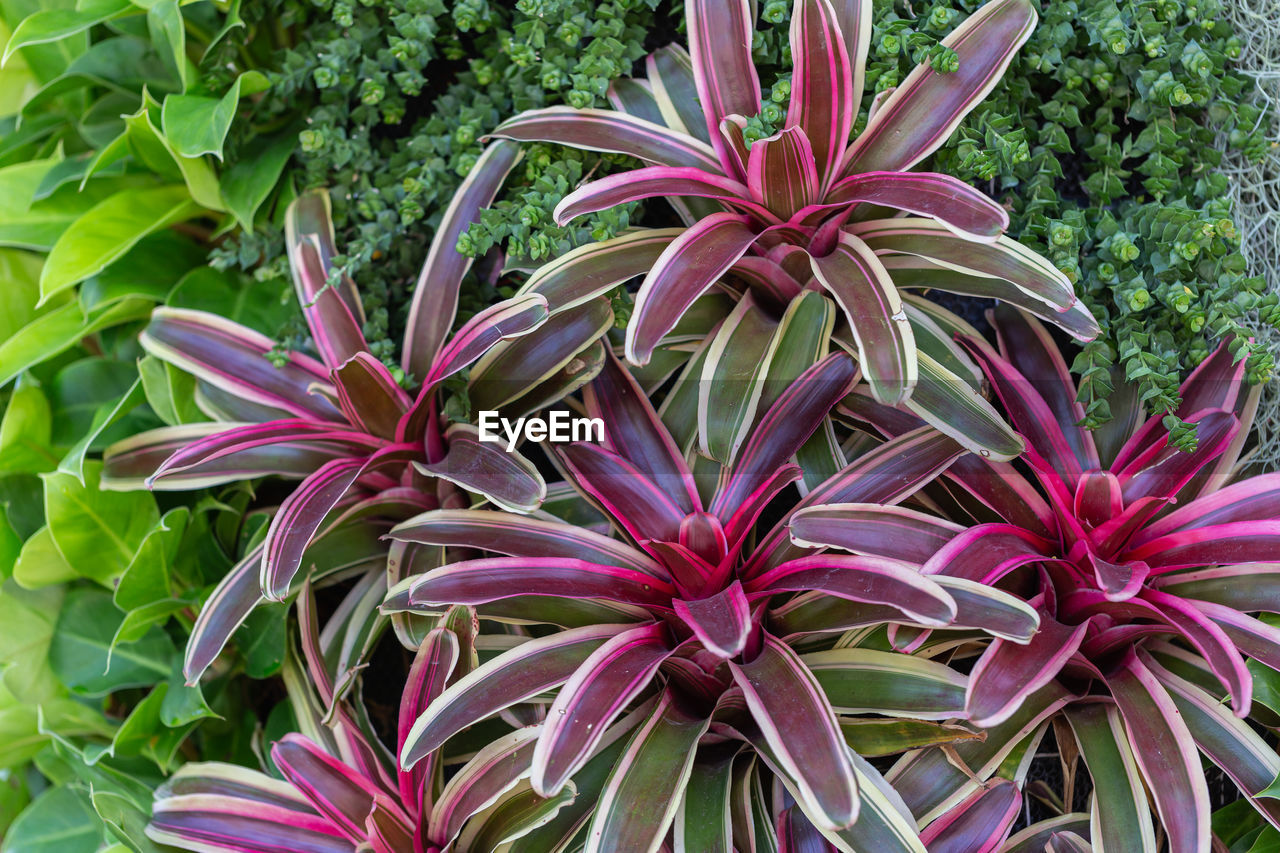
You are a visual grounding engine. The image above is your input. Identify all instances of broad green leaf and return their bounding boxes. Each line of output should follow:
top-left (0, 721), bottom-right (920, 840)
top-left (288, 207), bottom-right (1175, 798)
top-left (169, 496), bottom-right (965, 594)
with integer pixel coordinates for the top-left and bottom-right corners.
top-left (39, 185), bottom-right (200, 301)
top-left (0, 160), bottom-right (130, 250)
top-left (234, 600), bottom-right (287, 678)
top-left (0, 507), bottom-right (21, 580)
top-left (79, 230), bottom-right (205, 310)
top-left (42, 460), bottom-right (158, 585)
top-left (220, 126), bottom-right (296, 230)
top-left (161, 72), bottom-right (251, 159)
top-left (48, 358), bottom-right (136, 446)
top-left (0, 384), bottom-right (56, 475)
top-left (137, 354), bottom-right (201, 425)
top-left (11, 525), bottom-right (76, 589)
top-left (0, 757), bottom-right (28, 835)
top-left (0, 249), bottom-right (41, 340)
top-left (0, 297), bottom-right (154, 388)
top-left (114, 507), bottom-right (185, 611)
top-left (48, 587), bottom-right (173, 694)
top-left (144, 0), bottom-right (183, 89)
top-left (167, 265), bottom-right (296, 334)
top-left (122, 99), bottom-right (223, 210)
top-left (57, 379), bottom-right (147, 481)
top-left (0, 784), bottom-right (100, 853)
top-left (0, 578), bottom-right (62, 699)
top-left (0, 692), bottom-right (113, 769)
top-left (1, 0), bottom-right (131, 65)
top-left (159, 662), bottom-right (212, 726)
top-left (92, 789), bottom-right (164, 853)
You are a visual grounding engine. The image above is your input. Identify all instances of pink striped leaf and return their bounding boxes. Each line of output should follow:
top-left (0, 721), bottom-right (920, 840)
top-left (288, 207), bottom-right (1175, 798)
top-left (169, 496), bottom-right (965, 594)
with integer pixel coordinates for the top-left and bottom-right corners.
top-left (920, 523), bottom-right (1057, 583)
top-left (841, 0), bottom-right (1036, 174)
top-left (1105, 651), bottom-right (1211, 853)
top-left (777, 805), bottom-right (836, 853)
top-left (721, 464), bottom-right (804, 550)
top-left (646, 45), bottom-right (709, 143)
top-left (1191, 600), bottom-right (1280, 671)
top-left (749, 426), bottom-right (965, 574)
top-left (712, 352), bottom-right (858, 518)
top-left (1148, 654), bottom-right (1280, 830)
top-left (103, 425), bottom-right (349, 491)
top-left (933, 576), bottom-right (1040, 642)
top-left (919, 778), bottom-right (1021, 853)
top-left (965, 606), bottom-right (1089, 727)
top-left (882, 256), bottom-right (1100, 340)
top-left (388, 508), bottom-right (664, 576)
top-left (554, 167), bottom-right (751, 225)
top-left (407, 556), bottom-right (676, 609)
top-left (804, 647), bottom-right (967, 720)
top-left (749, 554), bottom-right (956, 627)
top-left (673, 580), bottom-right (752, 659)
top-left (271, 734), bottom-right (412, 844)
top-left (428, 726), bottom-right (540, 847)
top-left (788, 503), bottom-right (961, 564)
top-left (141, 308), bottom-right (341, 421)
top-left (1154, 565), bottom-right (1280, 613)
top-left (585, 689), bottom-right (713, 853)
top-left (730, 634), bottom-right (858, 831)
top-left (850, 218), bottom-right (1075, 311)
top-left (146, 420), bottom-right (381, 485)
top-left (825, 171), bottom-right (1008, 241)
top-left (261, 444), bottom-right (420, 600)
top-left (516, 228), bottom-right (682, 313)
top-left (332, 352), bottom-right (410, 440)
top-left (147, 763), bottom-right (351, 853)
top-left (747, 127), bottom-right (820, 219)
top-left (686, 0), bottom-right (761, 171)
top-left (415, 424), bottom-right (545, 514)
top-left (490, 106), bottom-right (723, 171)
top-left (183, 543), bottom-right (265, 684)
top-left (585, 348), bottom-right (701, 513)
top-left (1064, 703), bottom-right (1157, 852)
top-left (809, 232), bottom-right (915, 405)
top-left (787, 0), bottom-right (855, 183)
top-left (400, 623), bottom-right (626, 768)
top-left (991, 304), bottom-right (1099, 468)
top-left (1124, 519), bottom-right (1280, 571)
top-left (1140, 472), bottom-right (1280, 541)
top-left (1117, 410), bottom-right (1240, 503)
top-left (401, 140), bottom-right (522, 377)
top-left (626, 212), bottom-right (760, 365)
top-left (531, 622), bottom-right (675, 795)
top-left (398, 622), bottom-right (460, 807)
top-left (419, 293), bottom-right (549, 392)
top-left (285, 191), bottom-right (369, 370)
top-left (556, 442), bottom-right (687, 544)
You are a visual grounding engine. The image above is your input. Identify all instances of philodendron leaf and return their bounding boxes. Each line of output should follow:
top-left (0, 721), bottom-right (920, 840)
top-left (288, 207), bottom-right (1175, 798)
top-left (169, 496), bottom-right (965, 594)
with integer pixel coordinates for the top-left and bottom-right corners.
top-left (0, 785), bottom-right (102, 853)
top-left (1, 0), bottom-right (133, 65)
top-left (0, 580), bottom-right (63, 701)
top-left (42, 460), bottom-right (159, 585)
top-left (0, 385), bottom-right (56, 476)
top-left (49, 587), bottom-right (173, 695)
top-left (219, 126), bottom-right (296, 230)
top-left (145, 0), bottom-right (186, 89)
top-left (11, 527), bottom-right (77, 590)
top-left (39, 185), bottom-right (200, 302)
top-left (161, 72), bottom-right (267, 160)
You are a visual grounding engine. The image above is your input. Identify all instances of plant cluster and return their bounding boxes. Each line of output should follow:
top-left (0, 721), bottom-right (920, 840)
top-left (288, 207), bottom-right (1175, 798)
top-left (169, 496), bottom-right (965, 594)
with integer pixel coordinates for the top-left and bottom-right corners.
top-left (1, 0), bottom-right (1279, 849)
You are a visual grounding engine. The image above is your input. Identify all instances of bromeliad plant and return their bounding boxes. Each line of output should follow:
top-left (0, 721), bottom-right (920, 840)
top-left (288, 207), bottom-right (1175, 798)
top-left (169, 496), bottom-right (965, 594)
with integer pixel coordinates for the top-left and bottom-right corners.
top-left (492, 0), bottom-right (1099, 407)
top-left (100, 141), bottom-right (612, 679)
top-left (833, 305), bottom-right (1280, 851)
top-left (383, 349), bottom-right (1038, 851)
top-left (147, 598), bottom-right (579, 853)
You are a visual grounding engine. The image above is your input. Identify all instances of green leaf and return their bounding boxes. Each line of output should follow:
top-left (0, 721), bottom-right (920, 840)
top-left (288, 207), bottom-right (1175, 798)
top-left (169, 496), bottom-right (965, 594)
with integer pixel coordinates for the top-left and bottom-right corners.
top-left (0, 250), bottom-right (41, 341)
top-left (91, 789), bottom-right (165, 853)
top-left (0, 508), bottom-right (21, 581)
top-left (161, 73), bottom-right (249, 159)
top-left (123, 99), bottom-right (224, 211)
top-left (114, 507), bottom-right (186, 611)
top-left (0, 160), bottom-right (131, 250)
top-left (48, 587), bottom-right (173, 695)
top-left (220, 126), bottom-right (296, 230)
top-left (0, 579), bottom-right (62, 700)
top-left (11, 526), bottom-right (77, 590)
top-left (79, 230), bottom-right (205, 310)
top-left (0, 297), bottom-right (154, 388)
top-left (57, 379), bottom-right (147, 482)
top-left (167, 265), bottom-right (296, 335)
top-left (39, 185), bottom-right (200, 301)
top-left (234, 601), bottom-right (287, 678)
top-left (42, 460), bottom-right (158, 585)
top-left (48, 359), bottom-right (137, 446)
top-left (137, 354), bottom-right (201, 425)
top-left (144, 0), bottom-right (184, 89)
top-left (0, 384), bottom-right (56, 475)
top-left (0, 784), bottom-right (101, 853)
top-left (1, 0), bottom-right (132, 65)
